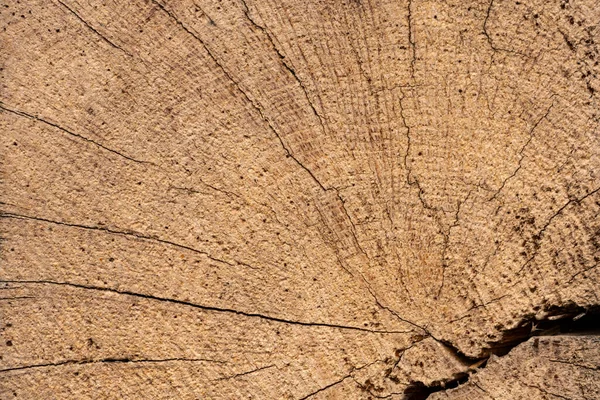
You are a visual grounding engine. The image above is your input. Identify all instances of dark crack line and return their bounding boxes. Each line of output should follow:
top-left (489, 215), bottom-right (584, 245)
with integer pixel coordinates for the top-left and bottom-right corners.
top-left (298, 375), bottom-right (351, 400)
top-left (0, 357), bottom-right (225, 374)
top-left (516, 184), bottom-right (600, 275)
top-left (297, 360), bottom-right (381, 400)
top-left (407, 0), bottom-right (415, 77)
top-left (390, 334), bottom-right (430, 374)
top-left (473, 382), bottom-right (497, 399)
top-left (150, 0), bottom-right (368, 280)
top-left (55, 0), bottom-right (132, 57)
top-left (482, 0), bottom-right (495, 50)
top-left (489, 100), bottom-right (554, 201)
top-left (0, 279), bottom-right (411, 334)
top-left (0, 296), bottom-right (36, 301)
top-left (537, 185), bottom-right (600, 239)
top-left (370, 292), bottom-right (427, 335)
top-left (449, 294), bottom-right (510, 323)
top-left (167, 181), bottom-right (241, 200)
top-left (567, 263), bottom-right (600, 284)
top-left (482, 0), bottom-right (530, 58)
top-left (149, 0), bottom-right (328, 193)
top-left (0, 212), bottom-right (251, 269)
top-left (239, 0), bottom-right (328, 136)
top-left (215, 364), bottom-right (276, 381)
top-left (438, 190), bottom-right (473, 298)
top-left (335, 191), bottom-right (369, 256)
top-left (398, 90), bottom-right (437, 212)
top-left (0, 103), bottom-right (150, 165)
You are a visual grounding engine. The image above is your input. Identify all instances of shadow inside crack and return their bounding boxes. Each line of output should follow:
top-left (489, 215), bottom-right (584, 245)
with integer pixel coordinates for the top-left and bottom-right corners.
top-left (489, 304), bottom-right (600, 356)
top-left (403, 305), bottom-right (600, 400)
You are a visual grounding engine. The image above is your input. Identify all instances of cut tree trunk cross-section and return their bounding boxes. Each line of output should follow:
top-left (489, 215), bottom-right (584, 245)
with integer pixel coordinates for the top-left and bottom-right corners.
top-left (1, 0), bottom-right (599, 399)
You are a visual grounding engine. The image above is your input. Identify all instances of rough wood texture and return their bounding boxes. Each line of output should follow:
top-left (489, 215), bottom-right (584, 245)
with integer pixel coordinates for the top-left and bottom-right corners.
top-left (1, 0), bottom-right (599, 398)
top-left (430, 335), bottom-right (600, 400)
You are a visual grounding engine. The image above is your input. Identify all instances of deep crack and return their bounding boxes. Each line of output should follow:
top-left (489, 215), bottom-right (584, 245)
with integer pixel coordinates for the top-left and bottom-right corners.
top-left (403, 306), bottom-right (600, 399)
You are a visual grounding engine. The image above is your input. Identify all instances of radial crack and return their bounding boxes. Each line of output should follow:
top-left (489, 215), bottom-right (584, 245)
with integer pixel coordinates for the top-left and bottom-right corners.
top-left (0, 357), bottom-right (225, 374)
top-left (215, 364), bottom-right (277, 381)
top-left (0, 212), bottom-right (253, 269)
top-left (516, 184), bottom-right (600, 275)
top-left (56, 0), bottom-right (132, 57)
top-left (0, 279), bottom-right (411, 334)
top-left (0, 104), bottom-right (150, 164)
top-left (149, 0), bottom-right (328, 193)
top-left (488, 100), bottom-right (554, 201)
top-left (239, 0), bottom-right (328, 136)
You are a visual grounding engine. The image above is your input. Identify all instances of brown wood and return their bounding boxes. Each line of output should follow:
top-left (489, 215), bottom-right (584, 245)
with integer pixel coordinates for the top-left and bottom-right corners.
top-left (1, 0), bottom-right (599, 398)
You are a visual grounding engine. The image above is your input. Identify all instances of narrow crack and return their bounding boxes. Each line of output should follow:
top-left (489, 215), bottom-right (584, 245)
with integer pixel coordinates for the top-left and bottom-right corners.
top-left (214, 364), bottom-right (276, 381)
top-left (0, 357), bottom-right (225, 374)
top-left (482, 0), bottom-right (496, 51)
top-left (549, 359), bottom-right (599, 372)
top-left (239, 0), bottom-right (328, 136)
top-left (437, 190), bottom-right (472, 298)
top-left (407, 0), bottom-right (415, 78)
top-left (298, 359), bottom-right (382, 400)
top-left (0, 279), bottom-right (411, 334)
top-left (482, 0), bottom-right (530, 58)
top-left (0, 212), bottom-right (253, 269)
top-left (516, 184), bottom-right (600, 275)
top-left (517, 380), bottom-right (574, 400)
top-left (56, 0), bottom-right (132, 57)
top-left (0, 103), bottom-right (151, 165)
top-left (149, 1), bottom-right (370, 290)
top-left (298, 375), bottom-right (352, 400)
top-left (488, 100), bottom-right (554, 201)
top-left (398, 89), bottom-right (437, 212)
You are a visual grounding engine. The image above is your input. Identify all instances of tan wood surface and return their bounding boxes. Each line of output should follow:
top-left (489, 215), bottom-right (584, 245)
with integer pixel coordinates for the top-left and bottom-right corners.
top-left (1, 0), bottom-right (599, 398)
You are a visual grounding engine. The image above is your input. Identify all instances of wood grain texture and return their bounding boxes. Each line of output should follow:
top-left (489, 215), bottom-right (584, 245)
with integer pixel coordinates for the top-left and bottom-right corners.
top-left (1, 0), bottom-right (599, 398)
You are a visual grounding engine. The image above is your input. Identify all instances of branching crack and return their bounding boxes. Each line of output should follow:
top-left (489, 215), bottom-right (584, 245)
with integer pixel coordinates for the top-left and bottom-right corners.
top-left (516, 184), bottom-right (600, 275)
top-left (239, 0), bottom-right (328, 136)
top-left (0, 103), bottom-right (150, 165)
top-left (482, 0), bottom-right (530, 58)
top-left (438, 190), bottom-right (472, 297)
top-left (149, 1), bottom-right (371, 283)
top-left (298, 359), bottom-right (382, 400)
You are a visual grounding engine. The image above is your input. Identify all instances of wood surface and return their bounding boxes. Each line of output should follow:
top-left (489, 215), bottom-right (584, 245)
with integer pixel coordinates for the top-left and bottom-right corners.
top-left (1, 0), bottom-right (599, 398)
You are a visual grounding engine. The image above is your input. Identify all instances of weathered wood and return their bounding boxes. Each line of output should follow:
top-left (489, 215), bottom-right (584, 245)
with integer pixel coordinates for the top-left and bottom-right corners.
top-left (1, 0), bottom-right (599, 398)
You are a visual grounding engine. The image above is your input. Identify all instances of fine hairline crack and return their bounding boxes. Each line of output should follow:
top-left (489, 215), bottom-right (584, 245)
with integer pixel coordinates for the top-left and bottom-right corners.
top-left (239, 0), bottom-right (328, 136)
top-left (55, 0), bottom-right (132, 57)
